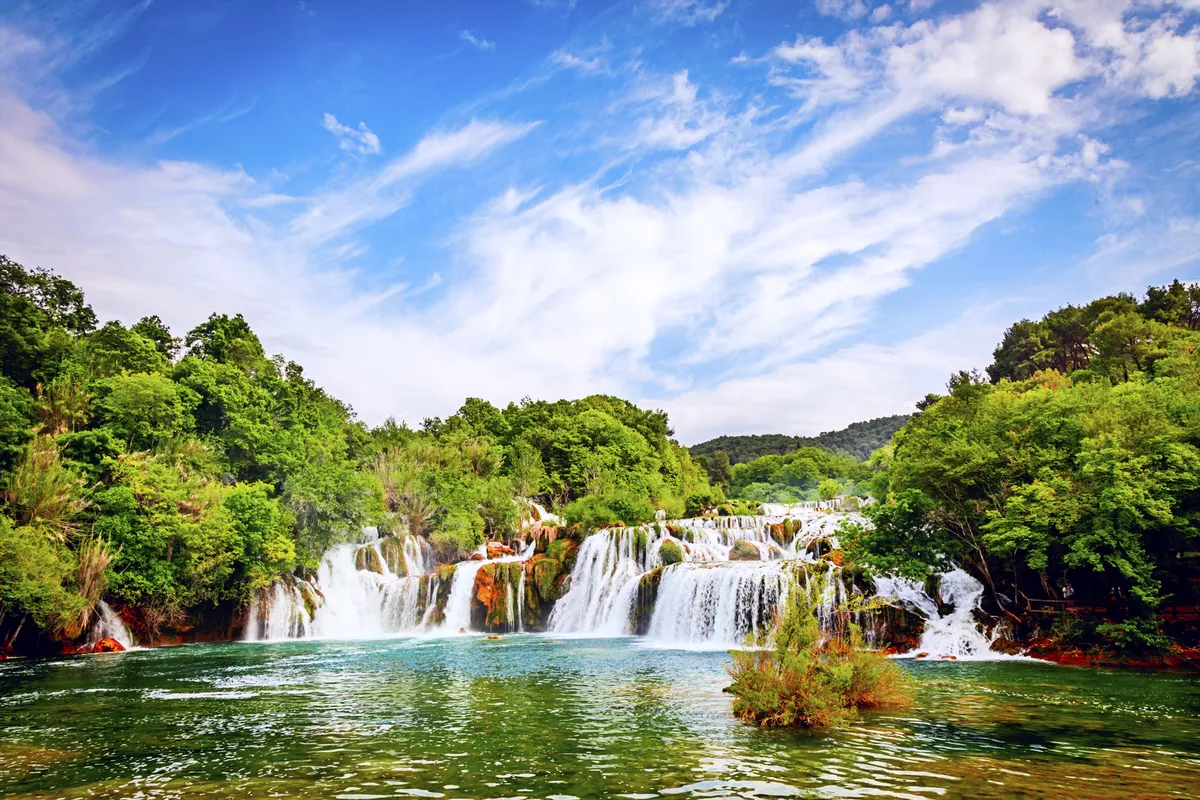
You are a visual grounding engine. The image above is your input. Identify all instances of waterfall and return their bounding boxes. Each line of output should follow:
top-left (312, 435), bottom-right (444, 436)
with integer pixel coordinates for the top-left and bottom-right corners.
top-left (872, 568), bottom-right (1005, 660)
top-left (403, 535), bottom-right (432, 576)
top-left (516, 563), bottom-right (526, 632)
top-left (244, 581), bottom-right (315, 641)
top-left (88, 601), bottom-right (134, 649)
top-left (645, 562), bottom-right (789, 648)
top-left (548, 527), bottom-right (665, 635)
top-left (441, 561), bottom-right (483, 633)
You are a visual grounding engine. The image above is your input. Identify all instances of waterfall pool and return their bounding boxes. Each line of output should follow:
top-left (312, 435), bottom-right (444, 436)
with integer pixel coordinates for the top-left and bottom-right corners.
top-left (2, 636), bottom-right (1197, 798)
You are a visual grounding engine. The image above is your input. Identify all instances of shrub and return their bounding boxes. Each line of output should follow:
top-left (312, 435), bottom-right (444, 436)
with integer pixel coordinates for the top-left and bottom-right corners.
top-left (1095, 618), bottom-right (1173, 654)
top-left (563, 490), bottom-right (655, 531)
top-left (725, 574), bottom-right (912, 729)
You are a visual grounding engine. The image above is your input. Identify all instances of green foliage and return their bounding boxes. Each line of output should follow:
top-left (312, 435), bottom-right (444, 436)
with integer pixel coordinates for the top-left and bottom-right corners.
top-left (0, 516), bottom-right (85, 635)
top-left (0, 257), bottom-right (383, 643)
top-left (725, 573), bottom-right (912, 728)
top-left (563, 489), bottom-right (655, 530)
top-left (722, 446), bottom-right (867, 504)
top-left (0, 255), bottom-right (96, 389)
top-left (659, 538), bottom-right (684, 565)
top-left (1095, 618), bottom-right (1173, 654)
top-left (691, 415), bottom-right (910, 464)
top-left (857, 281), bottom-right (1200, 636)
top-left (2, 435), bottom-right (87, 542)
top-left (95, 372), bottom-right (189, 448)
top-left (817, 478), bottom-right (844, 500)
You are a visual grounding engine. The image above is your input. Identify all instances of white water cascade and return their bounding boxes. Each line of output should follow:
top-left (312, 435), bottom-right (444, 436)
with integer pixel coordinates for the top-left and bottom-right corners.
top-left (246, 534), bottom-right (437, 642)
top-left (88, 601), bottom-right (135, 649)
top-left (550, 512), bottom-right (860, 643)
top-left (872, 568), bottom-right (1008, 660)
top-left (548, 527), bottom-right (666, 635)
top-left (645, 561), bottom-right (789, 648)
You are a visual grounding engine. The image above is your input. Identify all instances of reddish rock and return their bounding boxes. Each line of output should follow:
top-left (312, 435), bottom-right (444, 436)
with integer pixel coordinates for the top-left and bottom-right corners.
top-left (92, 638), bottom-right (125, 653)
top-left (486, 541), bottom-right (515, 559)
top-left (469, 552), bottom-right (485, 561)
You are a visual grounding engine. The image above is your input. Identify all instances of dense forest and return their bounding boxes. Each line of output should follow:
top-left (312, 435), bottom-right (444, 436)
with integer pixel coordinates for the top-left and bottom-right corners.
top-left (689, 415), bottom-right (909, 464)
top-left (0, 256), bottom-right (708, 652)
top-left (849, 280), bottom-right (1200, 651)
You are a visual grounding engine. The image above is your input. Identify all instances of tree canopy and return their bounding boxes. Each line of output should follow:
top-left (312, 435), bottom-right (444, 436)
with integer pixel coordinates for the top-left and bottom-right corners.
top-left (0, 256), bottom-right (709, 649)
top-left (849, 281), bottom-right (1200, 652)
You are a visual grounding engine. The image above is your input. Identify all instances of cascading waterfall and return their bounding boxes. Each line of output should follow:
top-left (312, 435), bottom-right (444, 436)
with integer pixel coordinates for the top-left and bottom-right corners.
top-left (548, 527), bottom-right (665, 635)
top-left (242, 513), bottom-right (1013, 659)
top-left (247, 532), bottom-right (442, 641)
top-left (441, 560), bottom-right (485, 633)
top-left (551, 513), bottom-right (858, 640)
top-left (88, 600), bottom-right (135, 649)
top-left (872, 568), bottom-right (1005, 660)
top-left (645, 561), bottom-right (789, 648)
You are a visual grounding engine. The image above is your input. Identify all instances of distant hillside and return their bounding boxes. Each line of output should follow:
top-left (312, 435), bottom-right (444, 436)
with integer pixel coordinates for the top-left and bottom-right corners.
top-left (689, 414), bottom-right (911, 464)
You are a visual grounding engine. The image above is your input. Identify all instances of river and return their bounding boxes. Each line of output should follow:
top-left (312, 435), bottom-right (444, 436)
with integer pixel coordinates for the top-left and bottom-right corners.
top-left (2, 635), bottom-right (1197, 798)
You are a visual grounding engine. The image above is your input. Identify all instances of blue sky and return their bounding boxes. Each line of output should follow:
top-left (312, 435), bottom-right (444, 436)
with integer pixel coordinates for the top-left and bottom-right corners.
top-left (1, 0), bottom-right (1198, 443)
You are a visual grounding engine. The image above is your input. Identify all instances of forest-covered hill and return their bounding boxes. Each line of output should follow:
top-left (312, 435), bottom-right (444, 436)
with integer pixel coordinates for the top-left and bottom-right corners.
top-left (689, 414), bottom-right (911, 464)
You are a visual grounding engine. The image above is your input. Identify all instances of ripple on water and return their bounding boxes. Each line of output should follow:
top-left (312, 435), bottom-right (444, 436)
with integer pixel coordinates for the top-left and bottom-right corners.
top-left (0, 639), bottom-right (1198, 799)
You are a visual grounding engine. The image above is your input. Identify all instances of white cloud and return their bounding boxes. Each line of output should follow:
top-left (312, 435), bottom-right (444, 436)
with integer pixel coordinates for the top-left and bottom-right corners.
top-left (321, 112), bottom-right (382, 155)
top-left (1, 1), bottom-right (1197, 443)
top-left (460, 30), bottom-right (496, 52)
top-left (816, 0), bottom-right (872, 20)
top-left (551, 49), bottom-right (607, 74)
top-left (633, 70), bottom-right (728, 150)
top-left (294, 119), bottom-right (539, 245)
top-left (646, 318), bottom-right (1002, 443)
top-left (648, 0), bottom-right (728, 26)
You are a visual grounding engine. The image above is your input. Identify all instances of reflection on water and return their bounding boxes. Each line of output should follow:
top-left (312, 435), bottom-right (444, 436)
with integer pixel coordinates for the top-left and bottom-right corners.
top-left (1, 635), bottom-right (1198, 798)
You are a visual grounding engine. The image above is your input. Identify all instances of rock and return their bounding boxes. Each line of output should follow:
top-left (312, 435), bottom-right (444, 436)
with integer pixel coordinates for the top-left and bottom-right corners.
top-left (486, 635), bottom-right (502, 641)
top-left (354, 545), bottom-right (384, 574)
top-left (529, 554), bottom-right (565, 603)
top-left (940, 654), bottom-right (957, 660)
top-left (92, 638), bottom-right (125, 653)
top-left (632, 567), bottom-right (663, 635)
top-left (378, 536), bottom-right (409, 576)
top-left (469, 552), bottom-right (485, 561)
top-left (728, 540), bottom-right (762, 561)
top-left (659, 538), bottom-right (684, 566)
top-left (545, 538), bottom-right (579, 571)
top-left (486, 541), bottom-right (515, 559)
top-left (915, 652), bottom-right (929, 659)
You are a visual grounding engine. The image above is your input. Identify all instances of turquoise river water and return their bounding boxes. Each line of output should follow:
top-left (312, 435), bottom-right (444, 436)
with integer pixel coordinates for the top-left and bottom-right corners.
top-left (1, 635), bottom-right (1198, 799)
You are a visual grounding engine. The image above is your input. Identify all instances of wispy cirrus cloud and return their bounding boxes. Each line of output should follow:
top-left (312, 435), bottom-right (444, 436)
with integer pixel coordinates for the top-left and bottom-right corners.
top-left (0, 1), bottom-right (1197, 443)
top-left (460, 29), bottom-right (496, 52)
top-left (321, 112), bottom-right (382, 155)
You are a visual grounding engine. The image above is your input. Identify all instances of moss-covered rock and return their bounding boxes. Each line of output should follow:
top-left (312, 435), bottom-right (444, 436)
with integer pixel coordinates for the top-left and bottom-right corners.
top-left (472, 562), bottom-right (526, 632)
top-left (545, 538), bottom-right (578, 571)
top-left (729, 540), bottom-right (762, 561)
top-left (416, 568), bottom-right (455, 627)
top-left (659, 538), bottom-right (684, 566)
top-left (355, 545), bottom-right (384, 574)
top-left (529, 554), bottom-right (564, 604)
top-left (378, 536), bottom-right (408, 576)
top-left (632, 567), bottom-right (663, 635)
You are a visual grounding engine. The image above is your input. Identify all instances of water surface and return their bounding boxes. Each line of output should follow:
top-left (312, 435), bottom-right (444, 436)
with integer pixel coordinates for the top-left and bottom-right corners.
top-left (2, 636), bottom-right (1197, 798)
